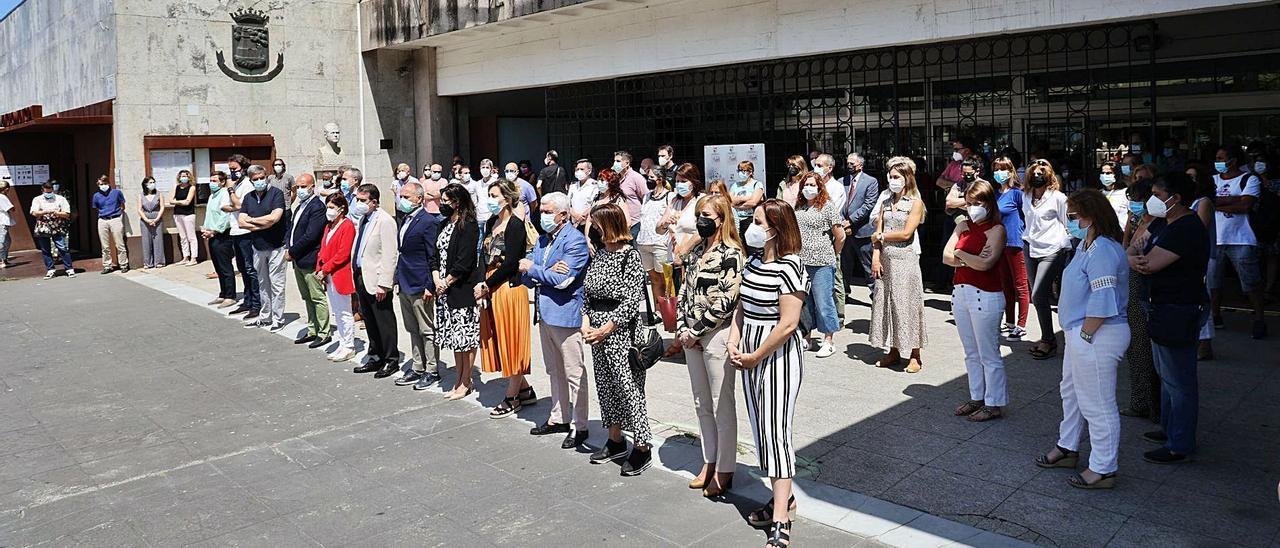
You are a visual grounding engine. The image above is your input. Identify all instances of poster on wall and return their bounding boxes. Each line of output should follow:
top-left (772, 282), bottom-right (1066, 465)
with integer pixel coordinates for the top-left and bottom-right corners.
top-left (32, 164), bottom-right (50, 186)
top-left (0, 165), bottom-right (10, 182)
top-left (12, 165), bottom-right (34, 186)
top-left (149, 149), bottom-right (194, 194)
top-left (703, 144), bottom-right (766, 188)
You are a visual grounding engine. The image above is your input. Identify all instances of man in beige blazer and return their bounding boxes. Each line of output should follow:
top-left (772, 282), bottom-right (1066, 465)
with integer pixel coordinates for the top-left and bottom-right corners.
top-left (348, 177), bottom-right (401, 378)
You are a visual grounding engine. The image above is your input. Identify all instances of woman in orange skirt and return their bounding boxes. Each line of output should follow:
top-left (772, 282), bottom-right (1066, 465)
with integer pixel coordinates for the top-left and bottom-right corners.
top-left (475, 179), bottom-right (535, 418)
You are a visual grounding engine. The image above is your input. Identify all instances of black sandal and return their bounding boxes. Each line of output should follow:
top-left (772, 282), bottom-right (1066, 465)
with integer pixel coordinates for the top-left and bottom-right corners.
top-left (518, 386), bottom-right (538, 406)
top-left (1034, 445), bottom-right (1079, 469)
top-left (747, 496), bottom-right (797, 527)
top-left (766, 520), bottom-right (792, 547)
top-left (1068, 471), bottom-right (1117, 489)
top-left (489, 396), bottom-right (521, 419)
top-left (1030, 343), bottom-right (1058, 360)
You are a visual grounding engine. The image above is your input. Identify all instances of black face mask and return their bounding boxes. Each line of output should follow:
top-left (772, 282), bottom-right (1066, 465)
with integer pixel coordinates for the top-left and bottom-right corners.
top-left (963, 173), bottom-right (976, 184)
top-left (587, 226), bottom-right (604, 245)
top-left (695, 217), bottom-right (717, 238)
top-left (438, 204), bottom-right (455, 218)
top-left (1030, 173), bottom-right (1048, 188)
top-left (787, 167), bottom-right (799, 178)
top-left (646, 179), bottom-right (657, 191)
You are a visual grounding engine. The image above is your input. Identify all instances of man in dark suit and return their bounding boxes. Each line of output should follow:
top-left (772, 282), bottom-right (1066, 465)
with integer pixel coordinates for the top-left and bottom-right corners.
top-left (286, 173), bottom-right (333, 347)
top-left (392, 182), bottom-right (443, 390)
top-left (841, 153), bottom-right (881, 301)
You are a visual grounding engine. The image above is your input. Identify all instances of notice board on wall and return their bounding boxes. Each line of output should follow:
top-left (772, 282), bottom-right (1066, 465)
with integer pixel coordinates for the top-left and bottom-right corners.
top-left (149, 149), bottom-right (194, 194)
top-left (703, 144), bottom-right (766, 187)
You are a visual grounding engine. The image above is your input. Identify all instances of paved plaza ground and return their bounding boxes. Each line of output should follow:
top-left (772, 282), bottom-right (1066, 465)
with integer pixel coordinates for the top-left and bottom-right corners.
top-left (1, 261), bottom-right (1278, 547)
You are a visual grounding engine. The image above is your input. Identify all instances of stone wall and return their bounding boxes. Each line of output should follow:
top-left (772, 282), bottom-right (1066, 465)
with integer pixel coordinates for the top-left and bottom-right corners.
top-left (0, 0), bottom-right (116, 115)
top-left (111, 0), bottom-right (415, 192)
top-left (359, 0), bottom-right (593, 51)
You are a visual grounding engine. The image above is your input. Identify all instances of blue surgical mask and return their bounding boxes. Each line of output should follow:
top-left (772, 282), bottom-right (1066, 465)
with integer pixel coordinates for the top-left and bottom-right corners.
top-left (675, 182), bottom-right (691, 196)
top-left (1120, 165), bottom-right (1132, 177)
top-left (397, 197), bottom-right (416, 213)
top-left (1214, 161), bottom-right (1229, 174)
top-left (296, 187), bottom-right (311, 201)
top-left (43, 192), bottom-right (55, 199)
top-left (1163, 148), bottom-right (1175, 158)
top-left (735, 171), bottom-right (748, 182)
top-left (1067, 218), bottom-right (1089, 240)
top-left (1128, 200), bottom-right (1146, 217)
top-left (612, 161), bottom-right (623, 172)
top-left (1100, 173), bottom-right (1116, 186)
top-left (340, 181), bottom-right (351, 193)
top-left (992, 170), bottom-right (1010, 185)
top-left (540, 212), bottom-right (559, 233)
top-left (208, 180), bottom-right (220, 189)
top-left (487, 199), bottom-right (502, 216)
top-left (253, 180), bottom-right (267, 192)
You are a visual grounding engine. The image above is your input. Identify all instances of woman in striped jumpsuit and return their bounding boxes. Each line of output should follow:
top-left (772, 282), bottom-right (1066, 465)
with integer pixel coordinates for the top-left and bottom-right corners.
top-left (729, 199), bottom-right (807, 547)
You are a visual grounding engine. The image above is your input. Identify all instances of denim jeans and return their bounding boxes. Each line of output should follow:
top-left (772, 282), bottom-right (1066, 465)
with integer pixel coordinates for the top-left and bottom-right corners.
top-left (233, 235), bottom-right (260, 308)
top-left (1151, 340), bottom-right (1199, 455)
top-left (801, 264), bottom-right (838, 335)
top-left (35, 234), bottom-right (73, 270)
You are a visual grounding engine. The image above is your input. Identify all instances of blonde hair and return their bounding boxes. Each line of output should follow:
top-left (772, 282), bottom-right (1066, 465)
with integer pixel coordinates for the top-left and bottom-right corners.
top-left (1028, 159), bottom-right (1061, 191)
top-left (696, 194), bottom-right (744, 252)
top-left (885, 156), bottom-right (926, 215)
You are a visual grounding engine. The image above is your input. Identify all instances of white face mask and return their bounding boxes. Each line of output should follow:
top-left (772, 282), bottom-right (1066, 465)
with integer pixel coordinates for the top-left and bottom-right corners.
top-left (99, 184), bottom-right (110, 192)
top-left (397, 172), bottom-right (408, 180)
top-left (274, 165), bottom-right (284, 174)
top-left (575, 169), bottom-right (588, 181)
top-left (952, 151), bottom-right (963, 162)
top-left (966, 205), bottom-right (988, 222)
top-left (812, 166), bottom-right (826, 178)
top-left (802, 186), bottom-right (819, 200)
top-left (888, 176), bottom-right (905, 194)
top-left (1145, 195), bottom-right (1172, 218)
top-left (505, 172), bottom-right (518, 182)
top-left (326, 207), bottom-right (340, 221)
top-left (480, 167), bottom-right (492, 179)
top-left (146, 182), bottom-right (157, 191)
top-left (743, 223), bottom-right (770, 248)
top-left (350, 200), bottom-right (370, 218)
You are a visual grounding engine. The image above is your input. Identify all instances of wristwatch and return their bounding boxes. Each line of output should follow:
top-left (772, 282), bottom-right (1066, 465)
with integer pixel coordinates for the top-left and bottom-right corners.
top-left (1080, 330), bottom-right (1094, 344)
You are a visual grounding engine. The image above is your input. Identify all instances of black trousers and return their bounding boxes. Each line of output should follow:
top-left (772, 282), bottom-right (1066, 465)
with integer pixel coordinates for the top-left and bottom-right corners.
top-left (354, 268), bottom-right (399, 364)
top-left (209, 233), bottom-right (237, 299)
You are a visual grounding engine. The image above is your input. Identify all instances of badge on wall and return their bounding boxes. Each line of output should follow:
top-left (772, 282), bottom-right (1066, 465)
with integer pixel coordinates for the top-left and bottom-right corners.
top-left (216, 8), bottom-right (284, 83)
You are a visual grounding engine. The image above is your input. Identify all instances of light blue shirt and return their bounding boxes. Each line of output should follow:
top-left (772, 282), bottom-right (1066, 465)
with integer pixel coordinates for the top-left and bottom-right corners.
top-left (1058, 237), bottom-right (1128, 330)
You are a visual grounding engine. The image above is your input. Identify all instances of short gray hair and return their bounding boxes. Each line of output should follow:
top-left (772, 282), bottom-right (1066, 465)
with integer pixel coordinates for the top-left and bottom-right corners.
top-left (246, 164), bottom-right (267, 177)
top-left (847, 153), bottom-right (864, 165)
top-left (345, 167), bottom-right (364, 184)
top-left (816, 153), bottom-right (835, 168)
top-left (540, 192), bottom-right (569, 213)
top-left (401, 181), bottom-right (423, 197)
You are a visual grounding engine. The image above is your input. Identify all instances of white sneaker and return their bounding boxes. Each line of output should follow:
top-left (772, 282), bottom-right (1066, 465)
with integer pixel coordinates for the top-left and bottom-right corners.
top-left (328, 350), bottom-right (356, 362)
top-left (1005, 327), bottom-right (1026, 341)
top-left (815, 342), bottom-right (836, 358)
top-left (66, 270), bottom-right (76, 278)
top-left (44, 269), bottom-right (56, 279)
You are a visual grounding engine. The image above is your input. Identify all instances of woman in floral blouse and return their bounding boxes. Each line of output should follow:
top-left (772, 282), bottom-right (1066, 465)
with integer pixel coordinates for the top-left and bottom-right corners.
top-left (675, 194), bottom-right (745, 498)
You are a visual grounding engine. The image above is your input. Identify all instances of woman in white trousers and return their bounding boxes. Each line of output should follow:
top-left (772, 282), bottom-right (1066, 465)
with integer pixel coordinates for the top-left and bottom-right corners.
top-left (942, 181), bottom-right (1008, 422)
top-left (675, 195), bottom-right (745, 498)
top-left (1036, 189), bottom-right (1129, 489)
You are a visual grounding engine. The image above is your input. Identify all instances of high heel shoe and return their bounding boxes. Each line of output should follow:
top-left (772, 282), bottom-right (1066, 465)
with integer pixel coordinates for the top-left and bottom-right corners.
top-left (444, 386), bottom-right (473, 400)
top-left (688, 476), bottom-right (708, 490)
top-left (702, 473), bottom-right (734, 498)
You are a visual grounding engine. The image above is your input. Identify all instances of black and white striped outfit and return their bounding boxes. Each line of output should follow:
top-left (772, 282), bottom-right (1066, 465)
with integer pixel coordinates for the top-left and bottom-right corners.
top-left (738, 254), bottom-right (807, 479)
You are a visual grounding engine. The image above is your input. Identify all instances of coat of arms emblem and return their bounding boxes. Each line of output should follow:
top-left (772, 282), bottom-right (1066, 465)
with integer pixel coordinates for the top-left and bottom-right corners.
top-left (216, 8), bottom-right (284, 83)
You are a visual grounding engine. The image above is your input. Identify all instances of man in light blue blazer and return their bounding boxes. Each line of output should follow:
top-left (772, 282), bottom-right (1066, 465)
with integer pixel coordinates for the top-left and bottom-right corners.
top-left (519, 192), bottom-right (592, 449)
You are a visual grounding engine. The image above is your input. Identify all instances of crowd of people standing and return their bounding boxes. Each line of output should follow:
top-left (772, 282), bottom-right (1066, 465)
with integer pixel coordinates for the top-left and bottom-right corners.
top-left (9, 137), bottom-right (1276, 547)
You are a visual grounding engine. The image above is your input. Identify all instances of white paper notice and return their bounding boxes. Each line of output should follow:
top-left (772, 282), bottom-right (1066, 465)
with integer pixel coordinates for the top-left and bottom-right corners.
top-left (32, 165), bottom-right (50, 186)
top-left (12, 165), bottom-right (34, 186)
top-left (149, 149), bottom-right (194, 194)
top-left (0, 165), bottom-right (10, 181)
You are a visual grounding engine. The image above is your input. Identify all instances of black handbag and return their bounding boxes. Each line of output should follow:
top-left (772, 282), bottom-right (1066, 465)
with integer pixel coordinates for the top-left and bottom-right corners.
top-left (622, 248), bottom-right (665, 370)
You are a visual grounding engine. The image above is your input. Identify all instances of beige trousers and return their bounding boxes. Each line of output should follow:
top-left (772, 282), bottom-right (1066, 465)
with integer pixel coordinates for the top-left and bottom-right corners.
top-left (97, 216), bottom-right (128, 267)
top-left (539, 323), bottom-right (590, 431)
top-left (684, 324), bottom-right (738, 470)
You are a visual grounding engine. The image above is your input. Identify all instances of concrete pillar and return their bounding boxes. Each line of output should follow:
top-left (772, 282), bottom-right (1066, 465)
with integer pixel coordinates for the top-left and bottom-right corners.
top-left (412, 47), bottom-right (456, 167)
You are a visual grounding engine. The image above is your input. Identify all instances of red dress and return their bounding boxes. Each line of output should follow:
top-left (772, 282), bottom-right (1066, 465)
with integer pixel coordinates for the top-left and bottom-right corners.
top-left (316, 218), bottom-right (356, 295)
